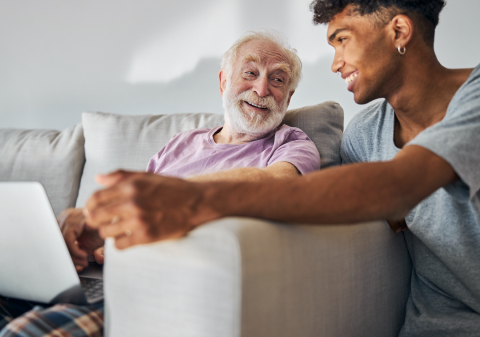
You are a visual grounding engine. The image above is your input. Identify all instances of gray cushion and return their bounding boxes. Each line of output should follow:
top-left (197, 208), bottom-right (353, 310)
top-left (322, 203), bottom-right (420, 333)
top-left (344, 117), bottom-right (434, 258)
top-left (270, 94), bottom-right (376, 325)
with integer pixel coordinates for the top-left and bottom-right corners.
top-left (76, 102), bottom-right (343, 207)
top-left (0, 125), bottom-right (85, 216)
top-left (283, 101), bottom-right (343, 169)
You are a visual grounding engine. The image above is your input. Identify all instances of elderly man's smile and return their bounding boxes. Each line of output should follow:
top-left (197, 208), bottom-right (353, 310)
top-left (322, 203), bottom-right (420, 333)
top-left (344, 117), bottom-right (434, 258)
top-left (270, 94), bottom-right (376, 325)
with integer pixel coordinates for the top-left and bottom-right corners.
top-left (244, 101), bottom-right (269, 110)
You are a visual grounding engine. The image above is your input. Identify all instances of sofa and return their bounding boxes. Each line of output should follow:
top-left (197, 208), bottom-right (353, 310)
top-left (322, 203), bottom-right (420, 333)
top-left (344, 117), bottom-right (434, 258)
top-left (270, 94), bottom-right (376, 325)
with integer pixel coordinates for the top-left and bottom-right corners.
top-left (0, 101), bottom-right (412, 337)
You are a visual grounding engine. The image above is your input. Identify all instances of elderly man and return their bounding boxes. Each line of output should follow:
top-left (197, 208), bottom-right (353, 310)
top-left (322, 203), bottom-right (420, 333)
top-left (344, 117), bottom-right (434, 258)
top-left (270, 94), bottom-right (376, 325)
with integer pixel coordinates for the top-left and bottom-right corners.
top-left (80, 1), bottom-right (479, 336)
top-left (0, 31), bottom-right (319, 336)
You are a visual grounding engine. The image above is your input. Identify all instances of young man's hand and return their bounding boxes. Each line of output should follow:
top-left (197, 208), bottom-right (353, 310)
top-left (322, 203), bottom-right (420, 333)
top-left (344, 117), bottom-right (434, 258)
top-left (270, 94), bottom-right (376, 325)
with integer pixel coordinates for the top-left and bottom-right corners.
top-left (83, 170), bottom-right (219, 249)
top-left (57, 208), bottom-right (105, 270)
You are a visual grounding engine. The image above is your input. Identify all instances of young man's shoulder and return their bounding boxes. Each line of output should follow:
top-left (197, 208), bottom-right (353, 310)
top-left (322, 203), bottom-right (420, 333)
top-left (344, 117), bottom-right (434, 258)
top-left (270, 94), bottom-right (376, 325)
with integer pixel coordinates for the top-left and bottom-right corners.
top-left (340, 100), bottom-right (395, 164)
top-left (344, 100), bottom-right (389, 136)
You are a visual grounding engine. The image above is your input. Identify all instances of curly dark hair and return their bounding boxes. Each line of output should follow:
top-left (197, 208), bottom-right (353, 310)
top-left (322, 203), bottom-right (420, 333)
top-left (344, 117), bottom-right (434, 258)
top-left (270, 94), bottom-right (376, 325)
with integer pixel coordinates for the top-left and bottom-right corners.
top-left (310, 0), bottom-right (446, 46)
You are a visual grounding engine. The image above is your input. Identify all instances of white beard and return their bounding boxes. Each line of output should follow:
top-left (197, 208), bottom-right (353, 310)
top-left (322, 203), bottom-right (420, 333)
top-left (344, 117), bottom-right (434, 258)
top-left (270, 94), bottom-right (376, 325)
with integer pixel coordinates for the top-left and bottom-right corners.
top-left (222, 85), bottom-right (288, 139)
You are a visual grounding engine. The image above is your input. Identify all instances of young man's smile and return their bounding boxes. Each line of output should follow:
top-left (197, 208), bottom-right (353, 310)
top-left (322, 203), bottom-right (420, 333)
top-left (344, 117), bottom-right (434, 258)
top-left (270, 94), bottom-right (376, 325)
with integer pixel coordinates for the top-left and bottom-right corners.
top-left (342, 70), bottom-right (359, 92)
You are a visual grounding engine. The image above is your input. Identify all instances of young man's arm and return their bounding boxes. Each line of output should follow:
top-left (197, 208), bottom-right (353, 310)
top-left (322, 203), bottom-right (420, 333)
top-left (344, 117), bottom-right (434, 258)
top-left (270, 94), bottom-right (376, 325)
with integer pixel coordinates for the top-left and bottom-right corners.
top-left (84, 144), bottom-right (457, 249)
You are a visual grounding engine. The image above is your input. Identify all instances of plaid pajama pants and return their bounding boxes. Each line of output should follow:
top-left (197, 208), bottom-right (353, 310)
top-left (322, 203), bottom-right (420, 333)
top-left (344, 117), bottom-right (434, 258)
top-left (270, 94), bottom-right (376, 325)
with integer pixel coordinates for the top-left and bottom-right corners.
top-left (0, 297), bottom-right (104, 337)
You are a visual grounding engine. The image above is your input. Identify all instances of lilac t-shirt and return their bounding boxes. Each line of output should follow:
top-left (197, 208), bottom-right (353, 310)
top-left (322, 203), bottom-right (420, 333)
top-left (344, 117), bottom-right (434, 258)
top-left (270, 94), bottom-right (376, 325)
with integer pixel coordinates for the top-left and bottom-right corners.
top-left (146, 124), bottom-right (320, 178)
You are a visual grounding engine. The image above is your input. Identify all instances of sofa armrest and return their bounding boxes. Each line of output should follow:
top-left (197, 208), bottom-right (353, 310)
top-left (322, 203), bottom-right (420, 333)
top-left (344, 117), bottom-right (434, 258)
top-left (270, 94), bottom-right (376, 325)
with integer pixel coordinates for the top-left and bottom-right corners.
top-left (104, 218), bottom-right (411, 337)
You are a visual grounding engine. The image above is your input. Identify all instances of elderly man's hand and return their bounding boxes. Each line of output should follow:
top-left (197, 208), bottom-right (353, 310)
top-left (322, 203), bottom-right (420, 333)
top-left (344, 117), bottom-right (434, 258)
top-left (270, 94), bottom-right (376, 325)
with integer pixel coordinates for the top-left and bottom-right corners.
top-left (83, 170), bottom-right (219, 249)
top-left (57, 208), bottom-right (105, 270)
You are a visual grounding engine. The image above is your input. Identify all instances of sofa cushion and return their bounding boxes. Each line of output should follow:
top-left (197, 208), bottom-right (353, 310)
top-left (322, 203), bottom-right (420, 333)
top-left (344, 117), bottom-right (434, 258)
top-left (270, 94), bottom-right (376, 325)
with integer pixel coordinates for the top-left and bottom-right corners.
top-left (76, 102), bottom-right (343, 207)
top-left (0, 125), bottom-right (85, 216)
top-left (283, 101), bottom-right (343, 169)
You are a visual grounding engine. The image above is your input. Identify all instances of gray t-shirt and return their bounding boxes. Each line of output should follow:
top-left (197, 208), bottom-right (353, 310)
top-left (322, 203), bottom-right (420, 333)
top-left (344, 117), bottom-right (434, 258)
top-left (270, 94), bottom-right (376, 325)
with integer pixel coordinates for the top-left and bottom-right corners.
top-left (341, 64), bottom-right (480, 336)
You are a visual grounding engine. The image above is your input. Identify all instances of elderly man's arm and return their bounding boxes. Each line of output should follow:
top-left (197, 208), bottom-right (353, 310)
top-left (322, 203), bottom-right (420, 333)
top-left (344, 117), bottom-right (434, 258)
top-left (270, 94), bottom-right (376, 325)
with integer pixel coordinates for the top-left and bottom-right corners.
top-left (187, 161), bottom-right (299, 182)
top-left (83, 145), bottom-right (457, 249)
top-left (60, 162), bottom-right (298, 268)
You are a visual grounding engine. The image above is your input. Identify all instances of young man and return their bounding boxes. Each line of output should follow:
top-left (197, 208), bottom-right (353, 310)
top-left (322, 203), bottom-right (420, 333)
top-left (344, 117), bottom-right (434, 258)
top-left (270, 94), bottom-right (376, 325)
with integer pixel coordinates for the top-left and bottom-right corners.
top-left (0, 31), bottom-right (320, 336)
top-left (81, 1), bottom-right (480, 335)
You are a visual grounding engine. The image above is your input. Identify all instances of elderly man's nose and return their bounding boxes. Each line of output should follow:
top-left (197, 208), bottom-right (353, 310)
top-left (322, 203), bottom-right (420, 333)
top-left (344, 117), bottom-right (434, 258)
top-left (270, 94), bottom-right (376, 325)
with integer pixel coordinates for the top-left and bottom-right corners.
top-left (253, 76), bottom-right (270, 97)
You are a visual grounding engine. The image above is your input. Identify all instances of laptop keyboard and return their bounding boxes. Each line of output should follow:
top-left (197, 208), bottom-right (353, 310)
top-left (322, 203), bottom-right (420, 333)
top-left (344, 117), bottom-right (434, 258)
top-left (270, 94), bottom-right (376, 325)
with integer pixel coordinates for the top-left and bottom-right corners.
top-left (80, 277), bottom-right (104, 303)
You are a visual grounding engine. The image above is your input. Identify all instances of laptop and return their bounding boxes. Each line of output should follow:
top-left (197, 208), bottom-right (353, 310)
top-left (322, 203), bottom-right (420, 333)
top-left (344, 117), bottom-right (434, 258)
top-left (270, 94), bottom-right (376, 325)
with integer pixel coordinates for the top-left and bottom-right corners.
top-left (0, 181), bottom-right (103, 305)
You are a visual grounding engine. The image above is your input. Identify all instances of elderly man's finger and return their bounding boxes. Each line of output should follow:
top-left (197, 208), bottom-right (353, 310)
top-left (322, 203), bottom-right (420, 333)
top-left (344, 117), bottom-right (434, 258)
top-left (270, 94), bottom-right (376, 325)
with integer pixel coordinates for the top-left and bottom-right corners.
top-left (95, 170), bottom-right (138, 187)
top-left (73, 256), bottom-right (89, 268)
top-left (93, 247), bottom-right (105, 264)
top-left (64, 230), bottom-right (88, 260)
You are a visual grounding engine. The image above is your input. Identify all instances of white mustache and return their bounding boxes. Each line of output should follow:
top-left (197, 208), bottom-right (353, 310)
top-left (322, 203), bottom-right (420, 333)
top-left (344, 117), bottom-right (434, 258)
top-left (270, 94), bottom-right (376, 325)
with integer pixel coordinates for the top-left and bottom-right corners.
top-left (235, 90), bottom-right (277, 111)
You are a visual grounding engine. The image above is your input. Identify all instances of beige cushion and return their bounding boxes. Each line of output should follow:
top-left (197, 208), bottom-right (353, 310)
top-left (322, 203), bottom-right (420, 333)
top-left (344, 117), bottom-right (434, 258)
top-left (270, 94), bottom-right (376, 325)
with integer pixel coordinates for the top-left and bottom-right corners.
top-left (76, 102), bottom-right (343, 207)
top-left (0, 125), bottom-right (85, 216)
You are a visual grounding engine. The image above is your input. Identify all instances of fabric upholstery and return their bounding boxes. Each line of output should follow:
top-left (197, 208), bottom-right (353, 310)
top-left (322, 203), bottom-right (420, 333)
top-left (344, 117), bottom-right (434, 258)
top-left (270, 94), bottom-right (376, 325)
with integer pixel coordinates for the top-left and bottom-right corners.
top-left (76, 101), bottom-right (343, 207)
top-left (104, 218), bottom-right (411, 337)
top-left (0, 125), bottom-right (85, 216)
top-left (283, 101), bottom-right (343, 169)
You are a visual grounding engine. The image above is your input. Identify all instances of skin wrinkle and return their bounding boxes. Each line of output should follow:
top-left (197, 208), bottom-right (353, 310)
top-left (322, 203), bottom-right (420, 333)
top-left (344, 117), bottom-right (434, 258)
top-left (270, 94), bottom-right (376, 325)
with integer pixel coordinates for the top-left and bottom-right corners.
top-left (240, 52), bottom-right (292, 82)
top-left (218, 39), bottom-right (295, 143)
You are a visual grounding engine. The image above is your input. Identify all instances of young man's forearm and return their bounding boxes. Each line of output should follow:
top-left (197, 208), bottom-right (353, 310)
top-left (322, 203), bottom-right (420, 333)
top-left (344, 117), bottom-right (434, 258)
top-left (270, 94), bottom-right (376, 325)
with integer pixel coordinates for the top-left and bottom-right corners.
top-left (197, 145), bottom-right (457, 225)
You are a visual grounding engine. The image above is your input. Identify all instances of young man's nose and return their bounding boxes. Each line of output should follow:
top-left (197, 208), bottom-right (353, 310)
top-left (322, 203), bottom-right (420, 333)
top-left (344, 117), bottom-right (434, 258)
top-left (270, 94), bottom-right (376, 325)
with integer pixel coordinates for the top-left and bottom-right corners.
top-left (331, 53), bottom-right (345, 74)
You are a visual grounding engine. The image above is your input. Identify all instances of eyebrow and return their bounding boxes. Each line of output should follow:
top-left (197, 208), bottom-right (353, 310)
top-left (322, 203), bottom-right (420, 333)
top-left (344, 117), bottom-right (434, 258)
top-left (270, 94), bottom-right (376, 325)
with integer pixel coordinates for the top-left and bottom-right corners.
top-left (241, 54), bottom-right (292, 77)
top-left (272, 62), bottom-right (292, 78)
top-left (241, 53), bottom-right (261, 64)
top-left (328, 28), bottom-right (349, 42)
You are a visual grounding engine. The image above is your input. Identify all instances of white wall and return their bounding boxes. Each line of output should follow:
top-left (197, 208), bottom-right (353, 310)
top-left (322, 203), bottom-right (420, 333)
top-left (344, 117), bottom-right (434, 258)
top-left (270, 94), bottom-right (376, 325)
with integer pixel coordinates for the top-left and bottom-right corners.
top-left (1, 0), bottom-right (479, 130)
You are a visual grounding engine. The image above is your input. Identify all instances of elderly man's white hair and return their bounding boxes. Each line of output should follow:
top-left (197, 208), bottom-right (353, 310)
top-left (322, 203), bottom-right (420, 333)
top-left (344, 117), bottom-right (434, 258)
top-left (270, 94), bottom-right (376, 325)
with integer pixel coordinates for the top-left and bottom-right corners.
top-left (221, 30), bottom-right (303, 91)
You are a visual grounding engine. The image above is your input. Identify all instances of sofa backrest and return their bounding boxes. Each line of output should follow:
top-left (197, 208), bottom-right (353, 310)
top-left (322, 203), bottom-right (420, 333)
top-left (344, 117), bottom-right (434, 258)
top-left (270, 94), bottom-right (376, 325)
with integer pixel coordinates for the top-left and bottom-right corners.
top-left (0, 125), bottom-right (85, 216)
top-left (75, 101), bottom-right (343, 207)
top-left (0, 101), bottom-right (343, 214)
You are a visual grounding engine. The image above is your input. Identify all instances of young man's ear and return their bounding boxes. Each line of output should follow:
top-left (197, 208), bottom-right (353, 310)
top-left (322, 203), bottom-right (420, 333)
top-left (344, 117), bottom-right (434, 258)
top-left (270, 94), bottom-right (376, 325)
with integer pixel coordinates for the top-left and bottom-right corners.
top-left (219, 69), bottom-right (227, 97)
top-left (389, 14), bottom-right (414, 50)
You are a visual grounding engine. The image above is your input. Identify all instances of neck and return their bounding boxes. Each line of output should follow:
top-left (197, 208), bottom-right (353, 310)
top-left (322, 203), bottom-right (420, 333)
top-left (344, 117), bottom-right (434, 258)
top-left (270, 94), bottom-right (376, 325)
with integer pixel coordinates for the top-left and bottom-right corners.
top-left (213, 122), bottom-right (262, 145)
top-left (385, 46), bottom-right (472, 146)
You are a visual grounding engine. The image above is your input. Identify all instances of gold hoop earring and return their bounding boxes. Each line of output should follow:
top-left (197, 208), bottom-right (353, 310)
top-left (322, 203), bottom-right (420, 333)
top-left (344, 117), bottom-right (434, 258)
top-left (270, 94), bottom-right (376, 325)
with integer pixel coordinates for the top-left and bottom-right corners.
top-left (398, 46), bottom-right (406, 55)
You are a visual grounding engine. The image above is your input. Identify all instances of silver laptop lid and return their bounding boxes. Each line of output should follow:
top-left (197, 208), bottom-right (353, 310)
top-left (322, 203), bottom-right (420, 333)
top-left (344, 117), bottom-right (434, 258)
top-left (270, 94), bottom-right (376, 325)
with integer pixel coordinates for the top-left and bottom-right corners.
top-left (0, 182), bottom-right (82, 303)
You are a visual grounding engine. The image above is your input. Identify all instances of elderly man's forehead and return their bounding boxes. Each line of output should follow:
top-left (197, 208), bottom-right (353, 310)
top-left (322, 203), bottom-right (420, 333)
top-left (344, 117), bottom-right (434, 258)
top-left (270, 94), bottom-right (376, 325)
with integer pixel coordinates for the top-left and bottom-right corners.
top-left (240, 52), bottom-right (292, 75)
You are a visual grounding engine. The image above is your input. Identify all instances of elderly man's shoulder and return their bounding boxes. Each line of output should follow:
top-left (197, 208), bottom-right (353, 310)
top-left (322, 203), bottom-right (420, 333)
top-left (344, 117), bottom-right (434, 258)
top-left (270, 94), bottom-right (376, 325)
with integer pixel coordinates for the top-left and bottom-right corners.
top-left (168, 126), bottom-right (221, 144)
top-left (275, 124), bottom-right (312, 142)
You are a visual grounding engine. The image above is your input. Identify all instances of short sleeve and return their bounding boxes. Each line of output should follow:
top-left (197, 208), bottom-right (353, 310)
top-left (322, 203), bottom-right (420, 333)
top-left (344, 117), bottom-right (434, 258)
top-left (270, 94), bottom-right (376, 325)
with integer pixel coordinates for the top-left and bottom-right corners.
top-left (339, 100), bottom-right (390, 164)
top-left (268, 128), bottom-right (320, 175)
top-left (146, 146), bottom-right (166, 173)
top-left (340, 124), bottom-right (363, 164)
top-left (145, 132), bottom-right (184, 173)
top-left (408, 66), bottom-right (480, 198)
